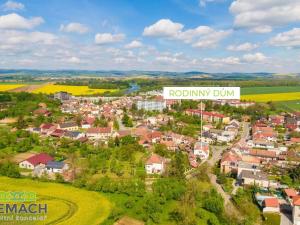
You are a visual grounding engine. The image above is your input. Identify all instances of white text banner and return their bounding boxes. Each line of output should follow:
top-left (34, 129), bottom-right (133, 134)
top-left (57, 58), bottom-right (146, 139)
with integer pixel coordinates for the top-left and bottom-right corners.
top-left (163, 87), bottom-right (240, 100)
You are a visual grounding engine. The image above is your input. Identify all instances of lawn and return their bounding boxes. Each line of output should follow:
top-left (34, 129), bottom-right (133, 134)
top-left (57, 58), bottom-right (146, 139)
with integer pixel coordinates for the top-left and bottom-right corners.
top-left (262, 213), bottom-right (281, 225)
top-left (241, 92), bottom-right (300, 102)
top-left (0, 176), bottom-right (112, 225)
top-left (31, 84), bottom-right (117, 96)
top-left (241, 86), bottom-right (300, 95)
top-left (0, 84), bottom-right (26, 92)
top-left (275, 100), bottom-right (300, 111)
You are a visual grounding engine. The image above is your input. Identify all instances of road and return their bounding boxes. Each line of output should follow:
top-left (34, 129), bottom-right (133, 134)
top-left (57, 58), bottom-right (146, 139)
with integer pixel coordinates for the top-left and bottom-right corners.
top-left (205, 122), bottom-right (250, 217)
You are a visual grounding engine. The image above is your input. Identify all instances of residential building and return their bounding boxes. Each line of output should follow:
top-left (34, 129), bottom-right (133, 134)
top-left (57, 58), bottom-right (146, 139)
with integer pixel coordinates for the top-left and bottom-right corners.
top-left (86, 127), bottom-right (112, 140)
top-left (58, 122), bottom-right (79, 131)
top-left (293, 196), bottom-right (300, 225)
top-left (145, 154), bottom-right (166, 174)
top-left (185, 109), bottom-right (230, 124)
top-left (19, 153), bottom-right (53, 170)
top-left (46, 161), bottom-right (69, 174)
top-left (193, 141), bottom-right (209, 161)
top-left (240, 170), bottom-right (270, 188)
top-left (54, 91), bottom-right (71, 101)
top-left (137, 100), bottom-right (166, 111)
top-left (262, 198), bottom-right (280, 213)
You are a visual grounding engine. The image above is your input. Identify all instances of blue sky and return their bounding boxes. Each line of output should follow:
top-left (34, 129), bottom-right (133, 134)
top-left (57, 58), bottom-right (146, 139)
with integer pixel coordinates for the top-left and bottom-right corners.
top-left (0, 0), bottom-right (300, 73)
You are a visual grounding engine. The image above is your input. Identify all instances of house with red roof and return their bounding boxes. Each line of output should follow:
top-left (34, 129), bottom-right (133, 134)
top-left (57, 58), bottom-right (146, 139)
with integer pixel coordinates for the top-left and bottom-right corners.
top-left (284, 188), bottom-right (298, 203)
top-left (40, 123), bottom-right (57, 135)
top-left (185, 109), bottom-right (230, 124)
top-left (262, 198), bottom-right (280, 213)
top-left (81, 117), bottom-right (95, 129)
top-left (33, 108), bottom-right (52, 117)
top-left (19, 153), bottom-right (53, 170)
top-left (86, 127), bottom-right (112, 140)
top-left (145, 154), bottom-right (166, 174)
top-left (220, 151), bottom-right (242, 174)
top-left (291, 138), bottom-right (300, 144)
top-left (293, 196), bottom-right (300, 225)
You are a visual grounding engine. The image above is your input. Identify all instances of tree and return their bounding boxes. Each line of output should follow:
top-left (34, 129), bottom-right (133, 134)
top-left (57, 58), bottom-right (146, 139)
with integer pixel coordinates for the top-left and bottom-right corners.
top-left (15, 116), bottom-right (27, 129)
top-left (203, 189), bottom-right (224, 214)
top-left (122, 113), bottom-right (133, 127)
top-left (0, 162), bottom-right (21, 178)
top-left (168, 151), bottom-right (186, 178)
top-left (154, 144), bottom-right (169, 157)
top-left (113, 119), bottom-right (119, 130)
top-left (153, 178), bottom-right (186, 200)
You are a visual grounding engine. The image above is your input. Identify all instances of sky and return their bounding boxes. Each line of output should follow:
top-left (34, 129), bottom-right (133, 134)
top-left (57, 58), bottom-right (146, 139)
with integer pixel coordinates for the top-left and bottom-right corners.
top-left (0, 0), bottom-right (300, 73)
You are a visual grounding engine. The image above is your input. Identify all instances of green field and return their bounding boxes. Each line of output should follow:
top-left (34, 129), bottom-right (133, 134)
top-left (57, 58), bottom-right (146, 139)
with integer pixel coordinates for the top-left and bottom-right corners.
top-left (241, 86), bottom-right (300, 95)
top-left (0, 177), bottom-right (112, 225)
top-left (262, 213), bottom-right (280, 225)
top-left (275, 100), bottom-right (300, 111)
top-left (241, 86), bottom-right (300, 111)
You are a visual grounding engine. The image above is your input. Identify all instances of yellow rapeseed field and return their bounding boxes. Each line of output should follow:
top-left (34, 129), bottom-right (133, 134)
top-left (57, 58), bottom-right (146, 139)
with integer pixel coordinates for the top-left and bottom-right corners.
top-left (32, 84), bottom-right (116, 96)
top-left (0, 176), bottom-right (112, 225)
top-left (0, 84), bottom-right (25, 92)
top-left (242, 92), bottom-right (300, 102)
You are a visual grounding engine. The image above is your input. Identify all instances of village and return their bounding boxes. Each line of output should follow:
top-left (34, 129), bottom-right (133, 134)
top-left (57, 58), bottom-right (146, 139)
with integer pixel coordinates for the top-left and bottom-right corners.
top-left (8, 89), bottom-right (300, 225)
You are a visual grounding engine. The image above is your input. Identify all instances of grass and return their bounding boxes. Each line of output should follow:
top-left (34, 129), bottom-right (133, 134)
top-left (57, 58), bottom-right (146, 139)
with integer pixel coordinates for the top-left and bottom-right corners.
top-left (31, 84), bottom-right (117, 96)
top-left (241, 86), bottom-right (300, 95)
top-left (241, 92), bottom-right (300, 102)
top-left (0, 84), bottom-right (25, 92)
top-left (275, 100), bottom-right (300, 111)
top-left (262, 213), bottom-right (281, 225)
top-left (0, 176), bottom-right (112, 225)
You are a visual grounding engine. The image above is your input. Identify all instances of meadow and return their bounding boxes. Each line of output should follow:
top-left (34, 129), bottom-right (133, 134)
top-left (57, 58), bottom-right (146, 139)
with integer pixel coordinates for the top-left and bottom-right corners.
top-left (0, 176), bottom-right (112, 225)
top-left (0, 84), bottom-right (25, 92)
top-left (31, 84), bottom-right (117, 96)
top-left (241, 86), bottom-right (300, 95)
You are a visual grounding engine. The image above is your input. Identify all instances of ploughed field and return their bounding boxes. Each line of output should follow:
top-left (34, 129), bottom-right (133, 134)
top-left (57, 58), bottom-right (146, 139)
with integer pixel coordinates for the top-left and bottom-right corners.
top-left (0, 177), bottom-right (111, 225)
top-left (0, 84), bottom-right (116, 96)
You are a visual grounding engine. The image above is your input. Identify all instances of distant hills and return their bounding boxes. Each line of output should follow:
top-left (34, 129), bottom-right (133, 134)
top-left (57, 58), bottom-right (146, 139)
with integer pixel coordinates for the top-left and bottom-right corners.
top-left (0, 69), bottom-right (299, 80)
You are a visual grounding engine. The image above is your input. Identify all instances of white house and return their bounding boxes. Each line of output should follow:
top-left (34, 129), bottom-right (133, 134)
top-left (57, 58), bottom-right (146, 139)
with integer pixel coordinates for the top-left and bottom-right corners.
top-left (45, 161), bottom-right (69, 174)
top-left (19, 153), bottom-right (53, 170)
top-left (145, 154), bottom-right (165, 174)
top-left (86, 127), bottom-right (112, 140)
top-left (262, 198), bottom-right (280, 213)
top-left (193, 142), bottom-right (209, 161)
top-left (293, 196), bottom-right (300, 225)
top-left (58, 122), bottom-right (79, 131)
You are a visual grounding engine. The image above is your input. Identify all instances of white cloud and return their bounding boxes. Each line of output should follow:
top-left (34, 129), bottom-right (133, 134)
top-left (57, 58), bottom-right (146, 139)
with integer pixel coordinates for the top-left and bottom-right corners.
top-left (230, 0), bottom-right (300, 33)
top-left (125, 40), bottom-right (143, 49)
top-left (269, 28), bottom-right (300, 47)
top-left (249, 26), bottom-right (272, 34)
top-left (227, 42), bottom-right (258, 51)
top-left (143, 19), bottom-right (231, 48)
top-left (191, 29), bottom-right (231, 48)
top-left (2, 1), bottom-right (24, 11)
top-left (95, 33), bottom-right (125, 44)
top-left (0, 13), bottom-right (43, 30)
top-left (242, 52), bottom-right (267, 63)
top-left (66, 56), bottom-right (81, 64)
top-left (143, 19), bottom-right (183, 37)
top-left (0, 30), bottom-right (57, 45)
top-left (199, 0), bottom-right (224, 7)
top-left (60, 23), bottom-right (89, 34)
top-left (203, 56), bottom-right (241, 65)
